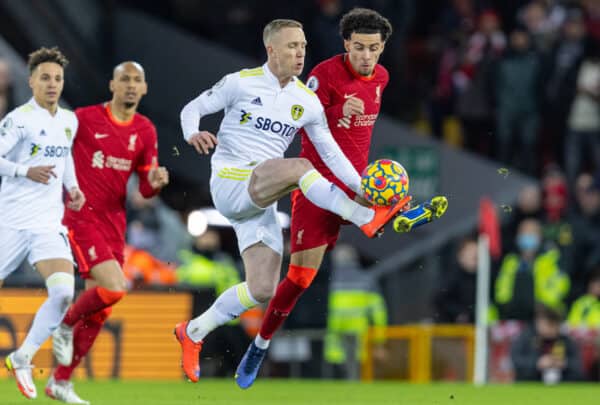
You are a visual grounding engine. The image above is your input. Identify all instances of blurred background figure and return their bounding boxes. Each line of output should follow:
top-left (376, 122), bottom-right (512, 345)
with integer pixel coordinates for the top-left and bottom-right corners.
top-left (564, 41), bottom-right (600, 188)
top-left (494, 218), bottom-right (569, 321)
top-left (495, 25), bottom-right (541, 176)
top-left (0, 58), bottom-right (15, 119)
top-left (568, 173), bottom-right (600, 299)
top-left (567, 266), bottom-right (600, 329)
top-left (126, 185), bottom-right (191, 265)
top-left (455, 9), bottom-right (505, 156)
top-left (511, 304), bottom-right (583, 384)
top-left (433, 237), bottom-right (477, 323)
top-left (324, 244), bottom-right (388, 379)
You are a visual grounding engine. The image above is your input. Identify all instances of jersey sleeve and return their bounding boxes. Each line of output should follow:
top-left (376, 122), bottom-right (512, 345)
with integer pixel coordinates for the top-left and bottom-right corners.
top-left (307, 65), bottom-right (344, 122)
top-left (62, 116), bottom-right (79, 190)
top-left (0, 112), bottom-right (29, 177)
top-left (136, 123), bottom-right (160, 198)
top-left (302, 103), bottom-right (362, 194)
top-left (180, 73), bottom-right (239, 141)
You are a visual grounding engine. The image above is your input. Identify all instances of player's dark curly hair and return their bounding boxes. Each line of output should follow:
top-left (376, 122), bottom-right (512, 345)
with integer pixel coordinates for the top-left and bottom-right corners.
top-left (339, 8), bottom-right (393, 42)
top-left (27, 47), bottom-right (69, 75)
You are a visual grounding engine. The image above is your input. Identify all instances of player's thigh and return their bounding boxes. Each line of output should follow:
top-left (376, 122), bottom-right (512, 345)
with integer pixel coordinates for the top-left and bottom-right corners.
top-left (29, 228), bottom-right (75, 278)
top-left (34, 259), bottom-right (74, 280)
top-left (90, 260), bottom-right (127, 291)
top-left (0, 227), bottom-right (29, 282)
top-left (68, 223), bottom-right (125, 289)
top-left (249, 158), bottom-right (313, 207)
top-left (289, 190), bottom-right (343, 269)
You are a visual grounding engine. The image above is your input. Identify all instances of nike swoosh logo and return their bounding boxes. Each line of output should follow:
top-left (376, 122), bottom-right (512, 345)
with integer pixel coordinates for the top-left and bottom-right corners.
top-left (344, 93), bottom-right (357, 99)
top-left (94, 133), bottom-right (109, 139)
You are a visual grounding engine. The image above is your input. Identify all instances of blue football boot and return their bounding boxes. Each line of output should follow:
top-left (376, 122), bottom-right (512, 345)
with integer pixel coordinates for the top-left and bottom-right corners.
top-left (235, 342), bottom-right (267, 389)
top-left (393, 195), bottom-right (448, 233)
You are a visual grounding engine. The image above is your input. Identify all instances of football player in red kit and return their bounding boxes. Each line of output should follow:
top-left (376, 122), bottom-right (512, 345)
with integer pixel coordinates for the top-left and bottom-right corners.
top-left (45, 62), bottom-right (169, 404)
top-left (235, 8), bottom-right (395, 388)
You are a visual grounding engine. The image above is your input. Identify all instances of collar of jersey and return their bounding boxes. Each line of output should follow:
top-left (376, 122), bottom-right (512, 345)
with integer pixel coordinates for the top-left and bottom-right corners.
top-left (29, 97), bottom-right (59, 116)
top-left (105, 102), bottom-right (135, 127)
top-left (263, 63), bottom-right (296, 89)
top-left (343, 54), bottom-right (376, 82)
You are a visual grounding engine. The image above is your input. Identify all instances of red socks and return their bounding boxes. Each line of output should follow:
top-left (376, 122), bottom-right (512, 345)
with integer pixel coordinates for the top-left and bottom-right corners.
top-left (258, 265), bottom-right (317, 340)
top-left (62, 287), bottom-right (124, 327)
top-left (54, 287), bottom-right (124, 381)
top-left (53, 307), bottom-right (112, 381)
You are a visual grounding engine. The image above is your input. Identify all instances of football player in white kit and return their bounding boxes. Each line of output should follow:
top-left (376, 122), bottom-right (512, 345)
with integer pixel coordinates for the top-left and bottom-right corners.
top-left (0, 47), bottom-right (85, 399)
top-left (174, 19), bottom-right (410, 382)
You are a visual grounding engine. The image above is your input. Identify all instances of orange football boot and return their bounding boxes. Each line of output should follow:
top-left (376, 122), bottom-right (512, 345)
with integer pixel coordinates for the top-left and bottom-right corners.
top-left (360, 195), bottom-right (412, 238)
top-left (174, 321), bottom-right (203, 382)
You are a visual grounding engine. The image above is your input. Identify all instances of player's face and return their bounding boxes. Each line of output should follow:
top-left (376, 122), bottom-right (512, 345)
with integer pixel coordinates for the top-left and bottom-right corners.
top-left (344, 33), bottom-right (385, 76)
top-left (269, 27), bottom-right (306, 79)
top-left (29, 62), bottom-right (64, 109)
top-left (110, 63), bottom-right (148, 108)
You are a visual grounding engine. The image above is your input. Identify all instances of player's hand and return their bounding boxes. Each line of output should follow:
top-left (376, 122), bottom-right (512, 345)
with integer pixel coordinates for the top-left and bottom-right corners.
top-left (188, 131), bottom-right (218, 155)
top-left (26, 165), bottom-right (57, 184)
top-left (148, 166), bottom-right (169, 189)
top-left (342, 96), bottom-right (364, 117)
top-left (67, 187), bottom-right (85, 211)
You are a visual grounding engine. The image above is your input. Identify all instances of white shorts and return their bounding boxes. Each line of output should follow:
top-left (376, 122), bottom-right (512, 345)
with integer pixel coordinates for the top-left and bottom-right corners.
top-left (210, 162), bottom-right (283, 255)
top-left (0, 225), bottom-right (74, 280)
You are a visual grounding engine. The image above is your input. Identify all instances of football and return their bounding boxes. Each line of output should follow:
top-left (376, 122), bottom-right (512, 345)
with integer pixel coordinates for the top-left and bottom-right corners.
top-left (361, 159), bottom-right (409, 206)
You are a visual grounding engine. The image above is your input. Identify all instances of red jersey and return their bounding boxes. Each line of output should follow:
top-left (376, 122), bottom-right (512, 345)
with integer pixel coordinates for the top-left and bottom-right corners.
top-left (300, 54), bottom-right (389, 196)
top-left (63, 103), bottom-right (159, 241)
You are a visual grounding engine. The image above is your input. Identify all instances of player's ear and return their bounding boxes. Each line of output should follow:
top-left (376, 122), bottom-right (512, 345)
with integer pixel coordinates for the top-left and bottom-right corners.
top-left (343, 39), bottom-right (351, 53)
top-left (109, 79), bottom-right (115, 93)
top-left (141, 82), bottom-right (148, 96)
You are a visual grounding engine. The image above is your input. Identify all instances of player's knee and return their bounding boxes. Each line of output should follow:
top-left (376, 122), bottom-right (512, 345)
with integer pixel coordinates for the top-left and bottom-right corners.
top-left (287, 265), bottom-right (318, 289)
top-left (248, 280), bottom-right (277, 303)
top-left (46, 272), bottom-right (75, 311)
top-left (102, 274), bottom-right (128, 292)
top-left (96, 286), bottom-right (126, 306)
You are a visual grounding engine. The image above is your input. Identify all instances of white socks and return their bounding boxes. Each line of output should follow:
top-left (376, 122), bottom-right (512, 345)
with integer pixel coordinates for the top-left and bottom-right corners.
top-left (299, 169), bottom-right (373, 226)
top-left (16, 272), bottom-right (74, 363)
top-left (187, 282), bottom-right (259, 343)
top-left (254, 334), bottom-right (270, 350)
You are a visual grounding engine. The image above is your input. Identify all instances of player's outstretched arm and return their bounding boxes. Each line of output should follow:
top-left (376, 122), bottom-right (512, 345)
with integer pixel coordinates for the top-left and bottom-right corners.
top-left (180, 73), bottom-right (238, 155)
top-left (303, 110), bottom-right (362, 195)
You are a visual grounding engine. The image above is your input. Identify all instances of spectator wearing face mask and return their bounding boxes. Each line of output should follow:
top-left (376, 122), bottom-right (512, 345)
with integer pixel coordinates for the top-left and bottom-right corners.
top-left (494, 218), bottom-right (570, 321)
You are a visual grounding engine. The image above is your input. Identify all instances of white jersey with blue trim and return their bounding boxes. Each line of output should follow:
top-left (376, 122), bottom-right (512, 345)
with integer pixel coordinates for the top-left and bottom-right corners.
top-left (180, 63), bottom-right (361, 194)
top-left (0, 98), bottom-right (78, 230)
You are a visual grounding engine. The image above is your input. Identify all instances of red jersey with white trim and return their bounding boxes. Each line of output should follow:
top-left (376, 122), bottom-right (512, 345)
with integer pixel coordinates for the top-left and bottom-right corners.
top-left (63, 103), bottom-right (159, 241)
top-left (300, 54), bottom-right (389, 196)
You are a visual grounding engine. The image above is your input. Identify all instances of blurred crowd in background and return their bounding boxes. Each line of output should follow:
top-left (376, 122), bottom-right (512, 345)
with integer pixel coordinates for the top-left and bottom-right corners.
top-left (1, 0), bottom-right (599, 383)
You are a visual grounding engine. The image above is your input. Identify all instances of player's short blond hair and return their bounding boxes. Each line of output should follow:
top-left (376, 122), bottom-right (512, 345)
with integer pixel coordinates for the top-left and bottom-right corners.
top-left (263, 19), bottom-right (303, 46)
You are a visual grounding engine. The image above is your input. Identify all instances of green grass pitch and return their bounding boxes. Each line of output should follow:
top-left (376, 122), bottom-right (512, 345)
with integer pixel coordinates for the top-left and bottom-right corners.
top-left (1, 379), bottom-right (599, 405)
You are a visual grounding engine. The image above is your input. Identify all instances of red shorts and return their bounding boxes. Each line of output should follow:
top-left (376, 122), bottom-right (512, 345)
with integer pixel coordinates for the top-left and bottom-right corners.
top-left (67, 220), bottom-right (124, 280)
top-left (290, 189), bottom-right (350, 253)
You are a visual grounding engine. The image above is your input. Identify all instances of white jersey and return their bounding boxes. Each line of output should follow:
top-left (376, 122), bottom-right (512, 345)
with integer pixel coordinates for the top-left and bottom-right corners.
top-left (0, 98), bottom-right (79, 230)
top-left (180, 63), bottom-right (361, 193)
